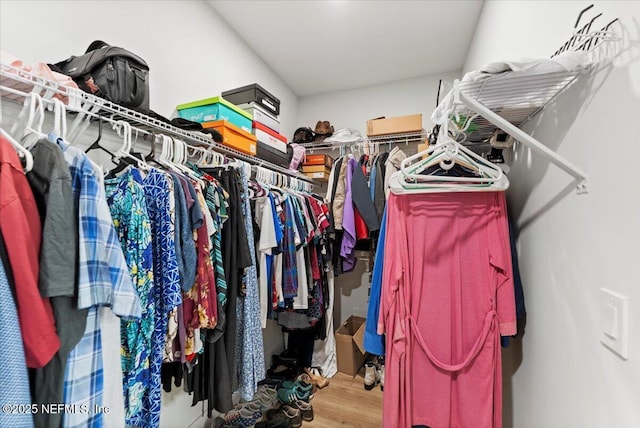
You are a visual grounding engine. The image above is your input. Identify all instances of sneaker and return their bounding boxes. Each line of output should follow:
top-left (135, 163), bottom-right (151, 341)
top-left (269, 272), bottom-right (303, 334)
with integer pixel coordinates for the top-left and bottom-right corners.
top-left (221, 407), bottom-right (262, 427)
top-left (277, 381), bottom-right (314, 404)
top-left (364, 361), bottom-right (379, 390)
top-left (294, 399), bottom-right (314, 422)
top-left (266, 405), bottom-right (302, 428)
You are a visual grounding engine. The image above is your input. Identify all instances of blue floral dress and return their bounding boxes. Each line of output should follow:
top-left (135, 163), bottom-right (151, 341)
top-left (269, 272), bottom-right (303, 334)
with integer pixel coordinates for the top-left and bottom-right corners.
top-left (138, 168), bottom-right (182, 428)
top-left (104, 167), bottom-right (155, 426)
top-left (236, 164), bottom-right (265, 400)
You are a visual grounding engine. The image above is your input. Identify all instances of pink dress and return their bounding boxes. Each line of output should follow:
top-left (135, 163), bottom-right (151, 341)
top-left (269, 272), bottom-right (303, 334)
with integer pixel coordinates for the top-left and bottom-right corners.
top-left (379, 192), bottom-right (516, 428)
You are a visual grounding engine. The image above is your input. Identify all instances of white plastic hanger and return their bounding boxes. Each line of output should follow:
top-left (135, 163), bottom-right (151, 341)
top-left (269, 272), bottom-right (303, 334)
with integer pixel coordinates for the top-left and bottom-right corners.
top-left (157, 134), bottom-right (180, 172)
top-left (389, 117), bottom-right (509, 195)
top-left (10, 93), bottom-right (47, 149)
top-left (1, 127), bottom-right (34, 172)
top-left (1, 90), bottom-right (34, 172)
top-left (51, 98), bottom-right (67, 140)
top-left (112, 121), bottom-right (150, 170)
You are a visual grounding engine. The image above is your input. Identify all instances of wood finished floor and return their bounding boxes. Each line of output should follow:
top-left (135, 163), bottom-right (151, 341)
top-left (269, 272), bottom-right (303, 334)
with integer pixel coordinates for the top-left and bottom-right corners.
top-left (305, 372), bottom-right (382, 427)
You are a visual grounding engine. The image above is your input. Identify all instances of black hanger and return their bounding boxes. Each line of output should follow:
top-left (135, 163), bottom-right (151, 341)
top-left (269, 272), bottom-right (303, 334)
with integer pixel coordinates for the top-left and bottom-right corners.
top-left (104, 156), bottom-right (137, 179)
top-left (85, 115), bottom-right (116, 157)
top-left (143, 132), bottom-right (160, 165)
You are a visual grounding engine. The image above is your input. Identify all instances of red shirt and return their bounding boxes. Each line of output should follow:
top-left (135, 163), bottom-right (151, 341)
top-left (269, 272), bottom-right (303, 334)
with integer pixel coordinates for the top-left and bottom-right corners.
top-left (0, 136), bottom-right (60, 368)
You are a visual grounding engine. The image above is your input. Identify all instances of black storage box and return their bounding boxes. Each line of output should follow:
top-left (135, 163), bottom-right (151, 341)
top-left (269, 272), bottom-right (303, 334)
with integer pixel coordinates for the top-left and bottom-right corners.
top-left (257, 141), bottom-right (290, 168)
top-left (222, 83), bottom-right (280, 116)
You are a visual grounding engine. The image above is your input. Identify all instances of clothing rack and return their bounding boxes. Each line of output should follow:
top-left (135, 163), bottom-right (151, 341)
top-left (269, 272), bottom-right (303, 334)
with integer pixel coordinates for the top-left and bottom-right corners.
top-left (300, 130), bottom-right (427, 157)
top-left (434, 8), bottom-right (619, 195)
top-left (551, 4), bottom-right (619, 58)
top-left (252, 165), bottom-right (313, 193)
top-left (0, 62), bottom-right (315, 185)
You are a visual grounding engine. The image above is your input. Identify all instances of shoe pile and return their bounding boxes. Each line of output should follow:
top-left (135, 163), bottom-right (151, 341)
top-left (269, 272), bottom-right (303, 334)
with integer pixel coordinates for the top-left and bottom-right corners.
top-left (266, 354), bottom-right (300, 381)
top-left (256, 378), bottom-right (315, 428)
top-left (218, 385), bottom-right (278, 428)
top-left (364, 357), bottom-right (385, 391)
top-left (217, 373), bottom-right (323, 428)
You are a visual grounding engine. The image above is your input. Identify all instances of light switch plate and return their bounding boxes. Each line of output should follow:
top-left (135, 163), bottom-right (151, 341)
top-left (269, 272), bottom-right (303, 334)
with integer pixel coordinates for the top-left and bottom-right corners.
top-left (600, 288), bottom-right (629, 359)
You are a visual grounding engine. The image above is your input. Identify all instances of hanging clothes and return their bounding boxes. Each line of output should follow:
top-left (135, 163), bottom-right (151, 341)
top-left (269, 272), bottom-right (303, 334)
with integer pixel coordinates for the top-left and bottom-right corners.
top-left (235, 164), bottom-right (266, 401)
top-left (0, 234), bottom-right (34, 428)
top-left (0, 136), bottom-right (60, 369)
top-left (104, 167), bottom-right (155, 427)
top-left (340, 156), bottom-right (357, 272)
top-left (26, 138), bottom-right (83, 428)
top-left (379, 191), bottom-right (516, 428)
top-left (138, 167), bottom-right (182, 428)
top-left (363, 207), bottom-right (387, 357)
top-left (383, 147), bottom-right (406, 199)
top-left (311, 267), bottom-right (337, 378)
top-left (59, 142), bottom-right (141, 428)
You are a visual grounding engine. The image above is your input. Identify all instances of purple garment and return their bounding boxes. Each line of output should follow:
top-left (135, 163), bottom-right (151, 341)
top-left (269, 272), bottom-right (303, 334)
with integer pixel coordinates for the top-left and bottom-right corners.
top-left (282, 196), bottom-right (299, 298)
top-left (340, 157), bottom-right (357, 272)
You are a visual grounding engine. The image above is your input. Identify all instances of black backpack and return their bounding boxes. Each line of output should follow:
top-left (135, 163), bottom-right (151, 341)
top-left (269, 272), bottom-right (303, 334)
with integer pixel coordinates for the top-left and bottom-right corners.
top-left (54, 40), bottom-right (150, 113)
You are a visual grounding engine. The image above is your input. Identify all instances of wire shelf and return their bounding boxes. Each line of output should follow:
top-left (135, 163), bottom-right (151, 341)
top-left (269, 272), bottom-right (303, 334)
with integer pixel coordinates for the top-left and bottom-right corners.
top-left (299, 131), bottom-right (428, 154)
top-left (0, 63), bottom-right (316, 185)
top-left (367, 130), bottom-right (428, 145)
top-left (452, 68), bottom-right (589, 143)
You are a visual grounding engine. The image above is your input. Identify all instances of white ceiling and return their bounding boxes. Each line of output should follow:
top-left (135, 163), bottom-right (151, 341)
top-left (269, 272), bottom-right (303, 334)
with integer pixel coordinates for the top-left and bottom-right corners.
top-left (208, 0), bottom-right (484, 97)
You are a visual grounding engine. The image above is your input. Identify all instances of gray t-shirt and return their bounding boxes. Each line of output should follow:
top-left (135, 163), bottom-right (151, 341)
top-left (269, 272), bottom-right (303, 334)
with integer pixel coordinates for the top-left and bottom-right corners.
top-left (26, 139), bottom-right (77, 297)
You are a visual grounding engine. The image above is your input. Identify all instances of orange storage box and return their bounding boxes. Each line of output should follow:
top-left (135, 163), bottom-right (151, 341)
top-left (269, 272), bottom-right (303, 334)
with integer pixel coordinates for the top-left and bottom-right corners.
top-left (202, 120), bottom-right (257, 156)
top-left (303, 154), bottom-right (333, 168)
top-left (302, 164), bottom-right (331, 174)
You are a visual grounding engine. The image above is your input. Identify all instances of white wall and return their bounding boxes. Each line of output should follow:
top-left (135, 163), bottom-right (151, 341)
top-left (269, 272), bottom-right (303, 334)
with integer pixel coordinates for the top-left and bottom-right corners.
top-left (0, 2), bottom-right (294, 427)
top-left (298, 71), bottom-right (461, 141)
top-left (0, 0), bottom-right (298, 139)
top-left (299, 71), bottom-right (461, 326)
top-left (465, 1), bottom-right (640, 427)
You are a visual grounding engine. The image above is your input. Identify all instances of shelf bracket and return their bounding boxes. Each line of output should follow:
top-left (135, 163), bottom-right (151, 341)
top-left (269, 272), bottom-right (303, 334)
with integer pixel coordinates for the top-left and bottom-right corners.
top-left (458, 90), bottom-right (589, 195)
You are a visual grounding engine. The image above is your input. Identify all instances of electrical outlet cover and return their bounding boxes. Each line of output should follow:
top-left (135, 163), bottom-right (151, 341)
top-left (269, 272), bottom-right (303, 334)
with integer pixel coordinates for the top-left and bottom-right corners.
top-left (600, 288), bottom-right (629, 360)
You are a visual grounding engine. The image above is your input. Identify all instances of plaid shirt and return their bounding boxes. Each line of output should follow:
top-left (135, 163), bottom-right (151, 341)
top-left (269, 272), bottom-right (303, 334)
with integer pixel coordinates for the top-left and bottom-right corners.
top-left (57, 141), bottom-right (141, 428)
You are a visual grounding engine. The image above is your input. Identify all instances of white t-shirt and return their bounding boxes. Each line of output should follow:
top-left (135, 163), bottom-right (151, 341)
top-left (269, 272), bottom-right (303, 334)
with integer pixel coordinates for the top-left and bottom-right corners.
top-left (257, 195), bottom-right (278, 328)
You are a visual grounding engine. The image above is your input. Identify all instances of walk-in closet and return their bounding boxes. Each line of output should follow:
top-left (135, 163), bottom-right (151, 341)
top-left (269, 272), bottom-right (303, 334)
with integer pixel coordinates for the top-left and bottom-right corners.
top-left (0, 1), bottom-right (639, 427)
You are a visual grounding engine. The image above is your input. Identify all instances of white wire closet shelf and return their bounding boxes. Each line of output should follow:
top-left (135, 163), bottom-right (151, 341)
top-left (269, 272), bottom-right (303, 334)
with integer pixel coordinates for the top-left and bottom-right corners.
top-left (300, 130), bottom-right (428, 154)
top-left (436, 66), bottom-right (593, 195)
top-left (432, 5), bottom-right (620, 196)
top-left (367, 130), bottom-right (427, 145)
top-left (453, 69), bottom-right (587, 144)
top-left (0, 62), bottom-right (315, 185)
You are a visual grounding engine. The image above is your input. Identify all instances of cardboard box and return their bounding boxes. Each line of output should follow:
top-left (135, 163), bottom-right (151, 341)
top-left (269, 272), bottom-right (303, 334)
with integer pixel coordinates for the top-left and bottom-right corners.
top-left (176, 96), bottom-right (253, 132)
top-left (366, 114), bottom-right (423, 136)
top-left (239, 102), bottom-right (280, 133)
top-left (303, 154), bottom-right (333, 168)
top-left (253, 121), bottom-right (288, 153)
top-left (202, 120), bottom-right (257, 156)
top-left (303, 171), bottom-right (330, 182)
top-left (257, 140), bottom-right (290, 168)
top-left (222, 83), bottom-right (281, 116)
top-left (301, 165), bottom-right (331, 174)
top-left (335, 316), bottom-right (367, 376)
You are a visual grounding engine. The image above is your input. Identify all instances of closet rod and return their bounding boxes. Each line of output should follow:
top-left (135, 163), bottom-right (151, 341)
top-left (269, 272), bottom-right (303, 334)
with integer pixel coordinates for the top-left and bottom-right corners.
top-left (0, 63), bottom-right (315, 185)
top-left (458, 90), bottom-right (589, 194)
top-left (0, 83), bottom-right (151, 137)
